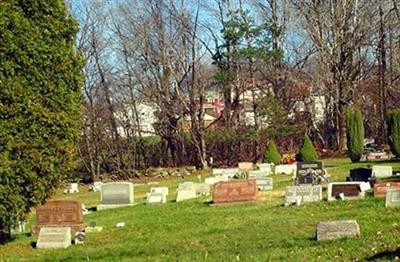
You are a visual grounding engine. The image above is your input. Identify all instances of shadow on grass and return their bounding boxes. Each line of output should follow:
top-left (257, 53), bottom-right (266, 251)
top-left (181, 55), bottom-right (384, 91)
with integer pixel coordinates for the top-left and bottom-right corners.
top-left (30, 241), bottom-right (37, 249)
top-left (366, 248), bottom-right (400, 261)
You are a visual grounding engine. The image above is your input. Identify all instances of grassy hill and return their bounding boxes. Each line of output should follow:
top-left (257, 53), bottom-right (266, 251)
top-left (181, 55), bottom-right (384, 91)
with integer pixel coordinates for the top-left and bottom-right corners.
top-left (1, 158), bottom-right (400, 261)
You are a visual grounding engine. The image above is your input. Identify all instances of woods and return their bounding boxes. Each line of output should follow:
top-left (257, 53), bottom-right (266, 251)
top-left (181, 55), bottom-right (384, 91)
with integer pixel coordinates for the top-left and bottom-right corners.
top-left (68, 0), bottom-right (400, 179)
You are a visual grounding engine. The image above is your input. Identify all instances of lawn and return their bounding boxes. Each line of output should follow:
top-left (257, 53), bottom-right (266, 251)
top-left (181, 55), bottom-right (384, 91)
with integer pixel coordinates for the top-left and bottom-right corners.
top-left (1, 158), bottom-right (400, 261)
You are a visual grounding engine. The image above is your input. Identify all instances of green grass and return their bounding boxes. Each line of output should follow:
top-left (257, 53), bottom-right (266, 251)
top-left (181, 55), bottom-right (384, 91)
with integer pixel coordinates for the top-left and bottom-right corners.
top-left (1, 158), bottom-right (400, 261)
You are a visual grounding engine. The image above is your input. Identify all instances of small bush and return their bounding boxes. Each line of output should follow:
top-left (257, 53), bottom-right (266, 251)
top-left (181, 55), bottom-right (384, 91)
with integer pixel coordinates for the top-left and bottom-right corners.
top-left (346, 108), bottom-right (364, 162)
top-left (264, 141), bottom-right (281, 164)
top-left (298, 134), bottom-right (318, 161)
top-left (388, 109), bottom-right (400, 158)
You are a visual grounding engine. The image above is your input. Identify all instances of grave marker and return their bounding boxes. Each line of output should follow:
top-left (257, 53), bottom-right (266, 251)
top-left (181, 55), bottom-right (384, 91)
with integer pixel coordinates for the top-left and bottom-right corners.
top-left (238, 162), bottom-right (253, 171)
top-left (253, 177), bottom-right (273, 191)
top-left (212, 180), bottom-right (257, 204)
top-left (372, 165), bottom-right (393, 178)
top-left (327, 182), bottom-right (364, 201)
top-left (373, 182), bottom-right (400, 197)
top-left (347, 168), bottom-right (372, 182)
top-left (97, 182), bottom-right (135, 210)
top-left (146, 193), bottom-right (167, 204)
top-left (275, 164), bottom-right (296, 175)
top-left (176, 188), bottom-right (197, 202)
top-left (285, 185), bottom-right (322, 205)
top-left (150, 187), bottom-right (169, 196)
top-left (316, 220), bottom-right (360, 241)
top-left (32, 200), bottom-right (85, 235)
top-left (36, 227), bottom-right (71, 249)
top-left (385, 189), bottom-right (400, 207)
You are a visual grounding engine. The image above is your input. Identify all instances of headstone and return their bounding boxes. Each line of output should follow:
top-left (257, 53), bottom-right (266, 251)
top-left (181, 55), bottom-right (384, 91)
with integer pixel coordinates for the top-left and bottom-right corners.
top-left (285, 185), bottom-right (322, 206)
top-left (238, 162), bottom-right (253, 171)
top-left (373, 182), bottom-right (400, 197)
top-left (212, 168), bottom-right (238, 178)
top-left (176, 188), bottom-right (197, 202)
top-left (11, 221), bottom-right (26, 234)
top-left (193, 183), bottom-right (210, 196)
top-left (69, 183), bottom-right (79, 193)
top-left (32, 200), bottom-right (85, 235)
top-left (93, 181), bottom-right (104, 192)
top-left (295, 161), bottom-right (323, 185)
top-left (347, 168), bottom-right (372, 182)
top-left (253, 177), bottom-right (273, 191)
top-left (296, 161), bottom-right (324, 176)
top-left (367, 152), bottom-right (390, 161)
top-left (146, 193), bottom-right (167, 204)
top-left (359, 182), bottom-right (371, 192)
top-left (385, 189), bottom-right (400, 207)
top-left (327, 182), bottom-right (364, 201)
top-left (257, 163), bottom-right (273, 175)
top-left (36, 227), bottom-right (71, 249)
top-left (212, 180), bottom-right (257, 204)
top-left (316, 220), bottom-right (360, 241)
top-left (150, 187), bottom-right (169, 196)
top-left (372, 165), bottom-right (393, 178)
top-left (97, 182), bottom-right (135, 210)
top-left (248, 170), bottom-right (269, 178)
top-left (275, 164), bottom-right (296, 175)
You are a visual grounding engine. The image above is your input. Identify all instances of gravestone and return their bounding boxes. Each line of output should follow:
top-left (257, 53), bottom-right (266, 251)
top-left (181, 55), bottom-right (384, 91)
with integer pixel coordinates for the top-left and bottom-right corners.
top-left (385, 189), bottom-right (400, 207)
top-left (176, 188), bottom-right (197, 202)
top-left (32, 200), bottom-right (85, 235)
top-left (11, 221), bottom-right (26, 234)
top-left (92, 181), bottom-right (103, 192)
top-left (69, 183), bottom-right (79, 193)
top-left (212, 180), bottom-right (257, 204)
top-left (248, 170), bottom-right (269, 178)
top-left (295, 174), bottom-right (318, 186)
top-left (257, 163), bottom-right (273, 175)
top-left (295, 161), bottom-right (324, 185)
top-left (253, 177), bottom-right (273, 191)
top-left (373, 182), bottom-right (400, 197)
top-left (193, 183), bottom-right (210, 196)
top-left (36, 227), bottom-right (71, 249)
top-left (285, 185), bottom-right (322, 206)
top-left (275, 164), bottom-right (296, 175)
top-left (296, 161), bottom-right (324, 176)
top-left (347, 168), bottom-right (372, 182)
top-left (146, 193), bottom-right (167, 204)
top-left (367, 152), bottom-right (390, 161)
top-left (150, 187), bottom-right (169, 196)
top-left (97, 182), bottom-right (135, 210)
top-left (316, 220), bottom-right (360, 241)
top-left (327, 182), bottom-right (364, 201)
top-left (238, 162), bottom-right (253, 171)
top-left (359, 182), bottom-right (371, 192)
top-left (372, 165), bottom-right (393, 178)
top-left (212, 168), bottom-right (238, 178)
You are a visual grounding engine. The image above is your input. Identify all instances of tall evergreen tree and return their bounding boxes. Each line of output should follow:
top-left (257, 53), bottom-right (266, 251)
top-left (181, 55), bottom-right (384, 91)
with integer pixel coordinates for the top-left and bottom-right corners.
top-left (0, 0), bottom-right (83, 242)
top-left (388, 110), bottom-right (400, 158)
top-left (346, 108), bottom-right (365, 162)
top-left (298, 134), bottom-right (318, 161)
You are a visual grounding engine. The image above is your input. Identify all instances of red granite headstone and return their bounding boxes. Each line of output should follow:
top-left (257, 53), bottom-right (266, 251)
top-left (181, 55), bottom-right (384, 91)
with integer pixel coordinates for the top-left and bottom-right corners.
top-left (373, 182), bottom-right (400, 197)
top-left (32, 200), bottom-right (85, 234)
top-left (212, 180), bottom-right (257, 204)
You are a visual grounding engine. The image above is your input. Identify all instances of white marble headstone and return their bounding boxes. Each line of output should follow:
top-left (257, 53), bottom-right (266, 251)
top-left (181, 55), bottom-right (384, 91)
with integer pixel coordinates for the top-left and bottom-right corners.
top-left (372, 166), bottom-right (393, 178)
top-left (36, 227), bottom-right (71, 249)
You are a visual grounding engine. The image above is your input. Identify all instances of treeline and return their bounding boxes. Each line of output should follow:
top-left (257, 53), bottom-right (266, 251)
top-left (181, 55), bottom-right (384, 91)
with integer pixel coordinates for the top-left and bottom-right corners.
top-left (67, 0), bottom-right (400, 180)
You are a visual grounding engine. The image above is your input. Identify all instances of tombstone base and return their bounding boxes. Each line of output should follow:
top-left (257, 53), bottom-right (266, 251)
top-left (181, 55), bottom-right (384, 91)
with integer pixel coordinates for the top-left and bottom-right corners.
top-left (97, 203), bottom-right (137, 211)
top-left (32, 224), bottom-right (86, 235)
top-left (209, 199), bottom-right (258, 207)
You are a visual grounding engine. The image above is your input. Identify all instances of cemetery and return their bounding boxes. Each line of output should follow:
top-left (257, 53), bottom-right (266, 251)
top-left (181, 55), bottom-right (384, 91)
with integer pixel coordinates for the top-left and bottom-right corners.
top-left (2, 1), bottom-right (400, 261)
top-left (1, 158), bottom-right (400, 261)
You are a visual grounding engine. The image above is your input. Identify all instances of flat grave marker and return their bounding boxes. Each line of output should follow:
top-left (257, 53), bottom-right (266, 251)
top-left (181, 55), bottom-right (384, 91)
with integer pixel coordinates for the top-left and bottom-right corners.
top-left (316, 220), bottom-right (360, 241)
top-left (36, 227), bottom-right (71, 249)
